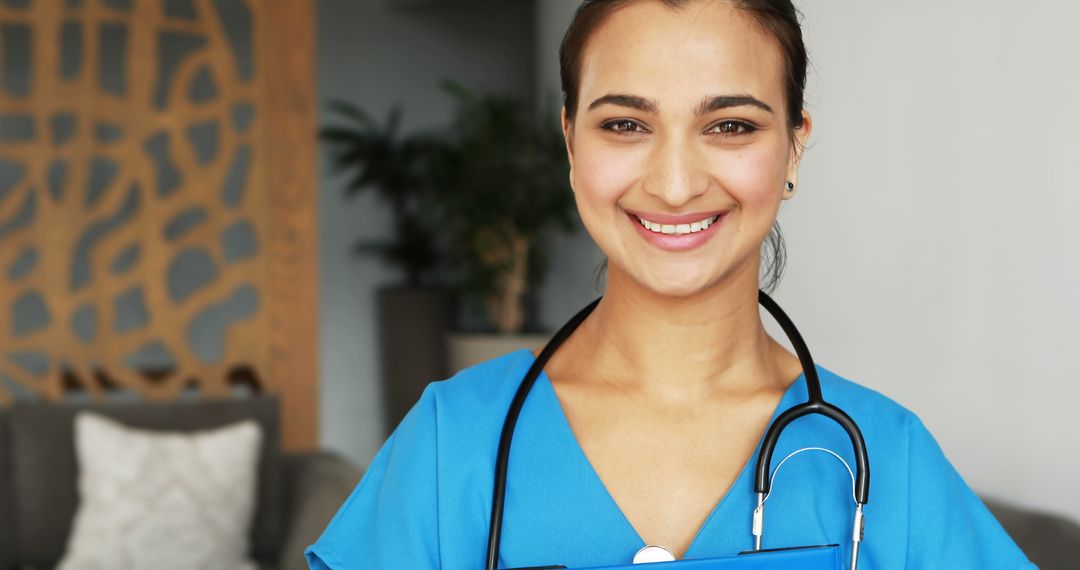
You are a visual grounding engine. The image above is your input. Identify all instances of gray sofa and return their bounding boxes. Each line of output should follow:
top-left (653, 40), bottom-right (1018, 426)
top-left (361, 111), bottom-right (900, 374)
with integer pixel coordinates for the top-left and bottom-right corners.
top-left (0, 396), bottom-right (361, 570)
top-left (984, 497), bottom-right (1080, 569)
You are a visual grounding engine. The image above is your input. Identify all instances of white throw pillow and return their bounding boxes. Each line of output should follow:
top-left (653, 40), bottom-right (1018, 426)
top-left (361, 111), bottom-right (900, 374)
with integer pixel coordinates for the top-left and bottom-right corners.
top-left (58, 412), bottom-right (262, 570)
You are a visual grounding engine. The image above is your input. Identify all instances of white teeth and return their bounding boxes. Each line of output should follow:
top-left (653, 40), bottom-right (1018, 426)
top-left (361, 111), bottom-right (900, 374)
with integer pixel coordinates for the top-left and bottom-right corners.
top-left (638, 214), bottom-right (719, 235)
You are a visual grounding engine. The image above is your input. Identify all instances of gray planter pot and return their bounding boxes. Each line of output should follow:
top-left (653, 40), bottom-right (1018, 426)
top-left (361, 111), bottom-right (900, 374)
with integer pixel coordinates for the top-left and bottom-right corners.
top-left (445, 332), bottom-right (550, 375)
top-left (377, 287), bottom-right (454, 436)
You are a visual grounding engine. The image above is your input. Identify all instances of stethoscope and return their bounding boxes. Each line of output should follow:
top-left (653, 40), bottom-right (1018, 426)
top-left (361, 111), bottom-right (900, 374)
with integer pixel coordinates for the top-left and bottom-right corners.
top-left (485, 290), bottom-right (871, 570)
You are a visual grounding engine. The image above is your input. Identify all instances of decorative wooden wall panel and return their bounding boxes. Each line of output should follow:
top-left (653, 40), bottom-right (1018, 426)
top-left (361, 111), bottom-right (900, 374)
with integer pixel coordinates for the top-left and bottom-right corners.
top-left (0, 0), bottom-right (318, 449)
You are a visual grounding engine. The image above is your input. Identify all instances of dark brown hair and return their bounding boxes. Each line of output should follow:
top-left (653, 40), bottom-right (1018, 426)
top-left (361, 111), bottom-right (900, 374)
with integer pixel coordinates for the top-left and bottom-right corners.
top-left (561, 0), bottom-right (808, 131)
top-left (560, 0), bottom-right (809, 293)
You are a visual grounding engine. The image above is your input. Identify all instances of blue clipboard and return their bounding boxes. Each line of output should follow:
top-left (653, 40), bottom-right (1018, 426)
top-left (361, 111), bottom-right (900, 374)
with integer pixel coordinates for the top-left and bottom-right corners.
top-left (511, 544), bottom-right (843, 569)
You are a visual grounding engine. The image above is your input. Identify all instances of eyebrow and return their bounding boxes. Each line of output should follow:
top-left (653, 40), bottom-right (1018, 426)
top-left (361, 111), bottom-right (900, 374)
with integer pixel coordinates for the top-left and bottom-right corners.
top-left (587, 94), bottom-right (659, 114)
top-left (586, 93), bottom-right (774, 115)
top-left (698, 95), bottom-right (774, 115)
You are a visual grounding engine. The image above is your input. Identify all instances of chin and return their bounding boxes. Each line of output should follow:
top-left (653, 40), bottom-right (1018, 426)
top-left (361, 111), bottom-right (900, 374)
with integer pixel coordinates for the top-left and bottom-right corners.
top-left (638, 269), bottom-right (718, 299)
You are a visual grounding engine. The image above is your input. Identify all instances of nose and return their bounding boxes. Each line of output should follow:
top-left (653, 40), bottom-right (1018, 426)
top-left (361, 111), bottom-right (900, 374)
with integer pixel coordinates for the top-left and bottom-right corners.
top-left (641, 134), bottom-right (710, 208)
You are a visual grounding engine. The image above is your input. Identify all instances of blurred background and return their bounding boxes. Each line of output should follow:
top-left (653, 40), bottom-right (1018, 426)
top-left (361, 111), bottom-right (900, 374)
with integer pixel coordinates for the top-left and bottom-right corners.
top-left (0, 0), bottom-right (1077, 568)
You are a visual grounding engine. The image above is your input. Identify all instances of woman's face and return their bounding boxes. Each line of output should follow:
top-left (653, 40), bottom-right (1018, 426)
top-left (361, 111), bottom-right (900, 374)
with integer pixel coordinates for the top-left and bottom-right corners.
top-left (563, 0), bottom-right (811, 297)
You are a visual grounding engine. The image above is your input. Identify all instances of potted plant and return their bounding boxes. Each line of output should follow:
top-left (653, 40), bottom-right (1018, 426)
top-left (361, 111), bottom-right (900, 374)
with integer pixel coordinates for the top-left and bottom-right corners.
top-left (320, 84), bottom-right (579, 424)
top-left (320, 100), bottom-right (454, 435)
top-left (434, 81), bottom-right (578, 370)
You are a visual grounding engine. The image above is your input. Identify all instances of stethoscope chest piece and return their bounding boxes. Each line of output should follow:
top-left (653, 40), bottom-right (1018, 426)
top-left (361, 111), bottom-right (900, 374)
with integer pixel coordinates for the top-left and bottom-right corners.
top-left (633, 545), bottom-right (676, 564)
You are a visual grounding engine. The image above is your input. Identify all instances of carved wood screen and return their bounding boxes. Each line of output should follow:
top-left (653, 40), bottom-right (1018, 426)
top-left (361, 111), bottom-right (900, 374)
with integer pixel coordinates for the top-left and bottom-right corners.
top-left (0, 0), bottom-right (317, 449)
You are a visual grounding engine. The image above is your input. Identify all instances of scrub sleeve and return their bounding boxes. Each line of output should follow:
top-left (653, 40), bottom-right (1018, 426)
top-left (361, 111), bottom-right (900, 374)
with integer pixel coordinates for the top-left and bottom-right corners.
top-left (305, 386), bottom-right (440, 569)
top-left (903, 416), bottom-right (1034, 567)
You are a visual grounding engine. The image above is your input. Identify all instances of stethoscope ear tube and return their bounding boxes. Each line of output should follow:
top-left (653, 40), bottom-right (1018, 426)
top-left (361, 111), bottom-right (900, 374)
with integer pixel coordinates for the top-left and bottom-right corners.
top-left (754, 291), bottom-right (870, 570)
top-left (486, 297), bottom-right (602, 570)
top-left (753, 402), bottom-right (870, 503)
top-left (753, 290), bottom-right (870, 505)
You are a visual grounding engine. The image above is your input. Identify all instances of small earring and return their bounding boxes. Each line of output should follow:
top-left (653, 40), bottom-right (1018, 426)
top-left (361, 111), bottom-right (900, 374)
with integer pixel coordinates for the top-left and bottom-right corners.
top-left (785, 181), bottom-right (795, 193)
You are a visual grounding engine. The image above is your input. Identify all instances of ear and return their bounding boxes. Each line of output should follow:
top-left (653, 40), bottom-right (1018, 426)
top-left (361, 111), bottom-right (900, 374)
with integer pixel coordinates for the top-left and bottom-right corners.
top-left (561, 106), bottom-right (576, 191)
top-left (785, 109), bottom-right (813, 190)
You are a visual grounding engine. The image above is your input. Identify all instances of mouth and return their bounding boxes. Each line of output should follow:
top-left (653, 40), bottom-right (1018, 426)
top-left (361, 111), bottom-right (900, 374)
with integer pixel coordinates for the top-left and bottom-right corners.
top-left (625, 209), bottom-right (730, 252)
top-left (632, 212), bottom-right (721, 235)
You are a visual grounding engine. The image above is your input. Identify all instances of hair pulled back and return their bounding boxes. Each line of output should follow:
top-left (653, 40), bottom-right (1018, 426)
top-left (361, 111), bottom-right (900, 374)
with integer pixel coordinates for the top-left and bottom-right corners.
top-left (559, 0), bottom-right (809, 293)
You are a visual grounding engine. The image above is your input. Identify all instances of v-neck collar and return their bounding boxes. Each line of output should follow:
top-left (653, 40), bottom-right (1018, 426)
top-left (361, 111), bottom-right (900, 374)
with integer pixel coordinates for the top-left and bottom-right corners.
top-left (519, 348), bottom-right (810, 559)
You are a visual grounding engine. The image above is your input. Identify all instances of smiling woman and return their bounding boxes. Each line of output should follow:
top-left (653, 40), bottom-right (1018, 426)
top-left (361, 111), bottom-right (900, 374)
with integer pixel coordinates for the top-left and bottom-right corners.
top-left (562, 0), bottom-right (808, 300)
top-left (304, 1), bottom-right (1035, 568)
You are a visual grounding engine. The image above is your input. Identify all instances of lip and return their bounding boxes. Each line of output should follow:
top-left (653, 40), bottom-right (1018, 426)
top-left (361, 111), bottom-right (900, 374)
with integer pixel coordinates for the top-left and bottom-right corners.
top-left (626, 209), bottom-right (729, 252)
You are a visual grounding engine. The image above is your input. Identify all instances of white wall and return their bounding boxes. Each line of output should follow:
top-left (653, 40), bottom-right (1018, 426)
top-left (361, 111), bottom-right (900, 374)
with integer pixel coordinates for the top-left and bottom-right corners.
top-left (531, 0), bottom-right (1080, 522)
top-left (317, 0), bottom-right (534, 466)
top-left (787, 0), bottom-right (1080, 522)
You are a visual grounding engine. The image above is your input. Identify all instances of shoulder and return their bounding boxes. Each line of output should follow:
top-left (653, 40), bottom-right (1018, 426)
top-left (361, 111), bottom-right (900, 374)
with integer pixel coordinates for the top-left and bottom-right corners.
top-left (811, 365), bottom-right (1033, 566)
top-left (814, 363), bottom-right (924, 436)
top-left (303, 350), bottom-right (535, 569)
top-left (812, 364), bottom-right (959, 477)
top-left (423, 348), bottom-right (536, 423)
top-left (798, 365), bottom-right (935, 498)
top-left (391, 348), bottom-right (536, 479)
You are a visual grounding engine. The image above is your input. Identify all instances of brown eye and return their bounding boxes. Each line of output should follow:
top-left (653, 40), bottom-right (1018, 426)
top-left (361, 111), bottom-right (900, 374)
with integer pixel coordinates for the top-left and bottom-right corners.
top-left (602, 119), bottom-right (646, 134)
top-left (708, 120), bottom-right (756, 136)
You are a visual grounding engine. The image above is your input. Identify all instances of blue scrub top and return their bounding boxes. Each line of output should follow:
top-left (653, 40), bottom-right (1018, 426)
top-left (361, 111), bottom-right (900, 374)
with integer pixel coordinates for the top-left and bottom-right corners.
top-left (306, 349), bottom-right (1033, 569)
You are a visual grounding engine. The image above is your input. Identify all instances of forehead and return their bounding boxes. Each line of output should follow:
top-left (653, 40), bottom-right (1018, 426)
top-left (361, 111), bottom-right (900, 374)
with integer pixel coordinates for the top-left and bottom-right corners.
top-left (579, 0), bottom-right (785, 111)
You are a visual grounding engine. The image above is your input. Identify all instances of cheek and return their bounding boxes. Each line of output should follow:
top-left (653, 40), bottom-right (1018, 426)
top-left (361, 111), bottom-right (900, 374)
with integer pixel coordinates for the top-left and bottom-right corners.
top-left (571, 137), bottom-right (643, 212)
top-left (710, 143), bottom-right (787, 211)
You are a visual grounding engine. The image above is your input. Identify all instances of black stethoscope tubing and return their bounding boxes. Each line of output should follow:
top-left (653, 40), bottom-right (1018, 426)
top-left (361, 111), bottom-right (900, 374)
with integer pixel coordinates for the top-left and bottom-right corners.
top-left (486, 290), bottom-right (870, 570)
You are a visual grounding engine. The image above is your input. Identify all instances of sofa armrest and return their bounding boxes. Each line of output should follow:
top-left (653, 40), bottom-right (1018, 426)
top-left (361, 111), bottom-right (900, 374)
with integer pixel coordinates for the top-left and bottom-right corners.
top-left (982, 495), bottom-right (1080, 569)
top-left (278, 451), bottom-right (363, 570)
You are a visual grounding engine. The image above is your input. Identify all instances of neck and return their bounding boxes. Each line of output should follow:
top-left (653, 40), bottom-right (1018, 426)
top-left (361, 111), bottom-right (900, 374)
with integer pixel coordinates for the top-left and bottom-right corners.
top-left (576, 256), bottom-right (793, 402)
